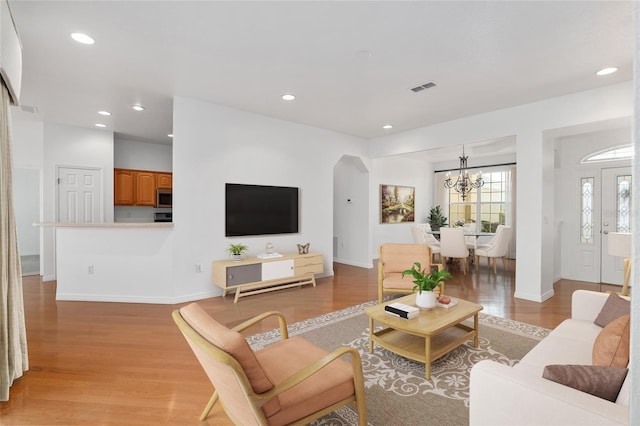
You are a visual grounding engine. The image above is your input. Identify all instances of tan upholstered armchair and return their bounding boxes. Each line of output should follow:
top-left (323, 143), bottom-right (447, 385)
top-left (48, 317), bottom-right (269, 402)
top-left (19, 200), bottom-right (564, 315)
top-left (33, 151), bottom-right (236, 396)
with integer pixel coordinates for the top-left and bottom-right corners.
top-left (378, 243), bottom-right (444, 303)
top-left (172, 303), bottom-right (367, 425)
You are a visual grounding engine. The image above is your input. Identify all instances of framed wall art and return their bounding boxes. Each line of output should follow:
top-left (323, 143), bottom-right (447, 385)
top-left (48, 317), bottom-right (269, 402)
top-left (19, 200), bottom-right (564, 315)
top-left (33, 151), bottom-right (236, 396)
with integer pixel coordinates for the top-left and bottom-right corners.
top-left (380, 184), bottom-right (415, 223)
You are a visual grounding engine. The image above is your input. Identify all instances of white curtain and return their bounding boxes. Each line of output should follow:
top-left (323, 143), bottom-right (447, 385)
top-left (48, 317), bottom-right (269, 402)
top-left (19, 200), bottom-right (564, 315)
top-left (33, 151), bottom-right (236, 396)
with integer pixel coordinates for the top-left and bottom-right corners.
top-left (0, 82), bottom-right (28, 401)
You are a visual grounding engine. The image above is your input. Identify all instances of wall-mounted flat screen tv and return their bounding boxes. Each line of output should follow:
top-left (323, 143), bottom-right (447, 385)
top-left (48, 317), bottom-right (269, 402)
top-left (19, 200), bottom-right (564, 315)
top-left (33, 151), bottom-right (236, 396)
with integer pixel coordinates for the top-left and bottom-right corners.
top-left (225, 183), bottom-right (299, 237)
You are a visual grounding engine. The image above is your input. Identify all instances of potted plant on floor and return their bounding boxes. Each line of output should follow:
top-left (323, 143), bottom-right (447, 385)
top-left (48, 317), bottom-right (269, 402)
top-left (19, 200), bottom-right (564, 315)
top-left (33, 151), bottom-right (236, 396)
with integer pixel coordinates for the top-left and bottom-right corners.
top-left (402, 262), bottom-right (452, 310)
top-left (428, 205), bottom-right (448, 232)
top-left (226, 243), bottom-right (249, 261)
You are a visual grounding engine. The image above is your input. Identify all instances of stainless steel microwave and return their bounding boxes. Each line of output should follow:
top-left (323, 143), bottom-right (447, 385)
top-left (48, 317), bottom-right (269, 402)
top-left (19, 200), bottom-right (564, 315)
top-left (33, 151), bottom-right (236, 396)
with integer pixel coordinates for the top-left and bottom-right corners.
top-left (156, 189), bottom-right (172, 208)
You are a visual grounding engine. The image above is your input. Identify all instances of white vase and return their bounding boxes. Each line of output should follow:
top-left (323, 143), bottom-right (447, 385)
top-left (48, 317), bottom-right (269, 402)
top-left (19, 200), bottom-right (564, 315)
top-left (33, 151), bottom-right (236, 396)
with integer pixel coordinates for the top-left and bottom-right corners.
top-left (415, 290), bottom-right (437, 310)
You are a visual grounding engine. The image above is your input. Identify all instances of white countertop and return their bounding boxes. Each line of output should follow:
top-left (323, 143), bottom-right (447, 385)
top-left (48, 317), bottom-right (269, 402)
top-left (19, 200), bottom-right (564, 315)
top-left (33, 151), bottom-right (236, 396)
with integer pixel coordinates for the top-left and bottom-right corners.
top-left (35, 222), bottom-right (174, 229)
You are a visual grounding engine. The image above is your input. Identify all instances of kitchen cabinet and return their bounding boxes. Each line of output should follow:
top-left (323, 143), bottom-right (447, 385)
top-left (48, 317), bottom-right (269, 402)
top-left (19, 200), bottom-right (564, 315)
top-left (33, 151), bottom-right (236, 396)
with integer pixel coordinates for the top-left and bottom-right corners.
top-left (156, 173), bottom-right (172, 189)
top-left (135, 171), bottom-right (156, 206)
top-left (114, 168), bottom-right (172, 206)
top-left (114, 169), bottom-right (135, 205)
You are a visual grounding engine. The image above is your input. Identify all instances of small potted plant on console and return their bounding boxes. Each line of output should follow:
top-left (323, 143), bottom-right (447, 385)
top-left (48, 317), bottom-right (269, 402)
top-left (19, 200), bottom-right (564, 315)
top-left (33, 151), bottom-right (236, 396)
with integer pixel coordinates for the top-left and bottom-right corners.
top-left (226, 243), bottom-right (248, 262)
top-left (402, 262), bottom-right (452, 310)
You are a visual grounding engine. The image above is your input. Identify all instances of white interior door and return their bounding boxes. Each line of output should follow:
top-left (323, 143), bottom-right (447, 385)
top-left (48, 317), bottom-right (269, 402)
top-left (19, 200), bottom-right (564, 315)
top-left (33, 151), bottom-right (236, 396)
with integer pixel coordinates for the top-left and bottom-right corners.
top-left (601, 167), bottom-right (632, 285)
top-left (57, 167), bottom-right (103, 223)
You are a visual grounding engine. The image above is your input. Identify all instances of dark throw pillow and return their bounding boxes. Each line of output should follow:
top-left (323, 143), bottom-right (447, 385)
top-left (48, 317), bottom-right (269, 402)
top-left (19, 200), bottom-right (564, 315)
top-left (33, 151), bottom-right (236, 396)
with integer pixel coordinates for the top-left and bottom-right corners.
top-left (543, 364), bottom-right (628, 402)
top-left (594, 293), bottom-right (630, 327)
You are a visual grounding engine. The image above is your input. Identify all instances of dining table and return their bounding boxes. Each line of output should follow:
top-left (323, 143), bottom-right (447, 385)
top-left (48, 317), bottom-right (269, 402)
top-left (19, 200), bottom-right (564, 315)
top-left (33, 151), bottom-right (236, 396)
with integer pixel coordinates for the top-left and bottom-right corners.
top-left (426, 229), bottom-right (495, 237)
top-left (427, 228), bottom-right (495, 264)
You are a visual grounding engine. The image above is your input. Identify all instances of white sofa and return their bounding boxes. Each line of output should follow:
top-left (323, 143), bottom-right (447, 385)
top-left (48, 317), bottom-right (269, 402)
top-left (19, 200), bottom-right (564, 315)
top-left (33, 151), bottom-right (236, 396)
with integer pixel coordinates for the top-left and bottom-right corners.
top-left (470, 290), bottom-right (629, 425)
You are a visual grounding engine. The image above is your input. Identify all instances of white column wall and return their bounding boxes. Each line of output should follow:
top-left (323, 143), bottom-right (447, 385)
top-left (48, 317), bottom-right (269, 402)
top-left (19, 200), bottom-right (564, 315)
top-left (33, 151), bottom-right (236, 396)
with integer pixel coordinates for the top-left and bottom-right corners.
top-left (629, 2), bottom-right (639, 419)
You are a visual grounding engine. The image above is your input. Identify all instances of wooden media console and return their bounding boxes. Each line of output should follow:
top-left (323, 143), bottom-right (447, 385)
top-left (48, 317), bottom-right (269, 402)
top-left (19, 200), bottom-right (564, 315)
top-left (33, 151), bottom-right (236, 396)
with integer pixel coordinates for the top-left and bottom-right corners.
top-left (212, 252), bottom-right (323, 302)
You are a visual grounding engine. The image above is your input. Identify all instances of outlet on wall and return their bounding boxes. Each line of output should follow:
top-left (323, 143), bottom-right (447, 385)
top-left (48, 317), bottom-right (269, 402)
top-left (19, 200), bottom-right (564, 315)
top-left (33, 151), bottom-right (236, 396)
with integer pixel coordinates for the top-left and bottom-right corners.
top-left (195, 264), bottom-right (202, 273)
top-left (88, 265), bottom-right (94, 274)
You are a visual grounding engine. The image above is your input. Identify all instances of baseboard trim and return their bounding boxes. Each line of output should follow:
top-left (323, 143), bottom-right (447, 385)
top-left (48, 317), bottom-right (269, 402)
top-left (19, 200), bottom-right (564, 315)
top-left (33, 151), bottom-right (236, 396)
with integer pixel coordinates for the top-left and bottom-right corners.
top-left (172, 290), bottom-right (222, 304)
top-left (333, 258), bottom-right (374, 269)
top-left (514, 288), bottom-right (555, 303)
top-left (56, 290), bottom-right (221, 305)
top-left (42, 274), bottom-right (56, 282)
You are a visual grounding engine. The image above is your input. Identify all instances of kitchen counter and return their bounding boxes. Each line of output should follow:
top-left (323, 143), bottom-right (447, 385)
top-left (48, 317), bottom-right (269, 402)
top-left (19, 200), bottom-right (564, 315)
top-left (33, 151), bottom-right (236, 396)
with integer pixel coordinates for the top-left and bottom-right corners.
top-left (36, 222), bottom-right (173, 228)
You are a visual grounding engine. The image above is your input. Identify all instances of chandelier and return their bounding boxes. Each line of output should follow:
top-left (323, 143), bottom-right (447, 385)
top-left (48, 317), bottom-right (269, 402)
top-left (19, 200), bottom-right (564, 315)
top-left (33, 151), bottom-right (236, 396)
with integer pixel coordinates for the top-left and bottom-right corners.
top-left (444, 146), bottom-right (484, 201)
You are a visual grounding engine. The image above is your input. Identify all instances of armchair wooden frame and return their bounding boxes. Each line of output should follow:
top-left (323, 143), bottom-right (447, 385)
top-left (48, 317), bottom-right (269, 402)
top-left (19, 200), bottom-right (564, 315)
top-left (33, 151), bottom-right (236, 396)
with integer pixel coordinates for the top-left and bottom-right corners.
top-left (377, 244), bottom-right (444, 303)
top-left (172, 309), bottom-right (368, 425)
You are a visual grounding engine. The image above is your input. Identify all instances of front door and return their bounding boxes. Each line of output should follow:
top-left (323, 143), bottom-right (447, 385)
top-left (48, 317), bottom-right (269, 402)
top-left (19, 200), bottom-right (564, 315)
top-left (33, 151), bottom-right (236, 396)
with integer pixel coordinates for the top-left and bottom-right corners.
top-left (601, 167), bottom-right (632, 285)
top-left (57, 166), bottom-right (103, 222)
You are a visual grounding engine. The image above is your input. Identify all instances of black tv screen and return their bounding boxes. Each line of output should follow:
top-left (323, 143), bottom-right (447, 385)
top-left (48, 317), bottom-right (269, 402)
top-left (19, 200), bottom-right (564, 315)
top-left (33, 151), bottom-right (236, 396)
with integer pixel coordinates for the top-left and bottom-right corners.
top-left (225, 183), bottom-right (299, 237)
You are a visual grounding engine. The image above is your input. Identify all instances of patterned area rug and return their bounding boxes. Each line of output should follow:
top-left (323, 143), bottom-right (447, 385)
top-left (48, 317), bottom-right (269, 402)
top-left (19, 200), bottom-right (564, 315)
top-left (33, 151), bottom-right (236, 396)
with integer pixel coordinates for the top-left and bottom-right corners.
top-left (247, 300), bottom-right (550, 426)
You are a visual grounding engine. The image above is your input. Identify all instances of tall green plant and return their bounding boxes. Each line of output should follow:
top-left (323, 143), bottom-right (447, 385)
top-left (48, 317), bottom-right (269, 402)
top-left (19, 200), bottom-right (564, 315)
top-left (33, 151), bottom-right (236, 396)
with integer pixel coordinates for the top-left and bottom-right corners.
top-left (427, 205), bottom-right (448, 231)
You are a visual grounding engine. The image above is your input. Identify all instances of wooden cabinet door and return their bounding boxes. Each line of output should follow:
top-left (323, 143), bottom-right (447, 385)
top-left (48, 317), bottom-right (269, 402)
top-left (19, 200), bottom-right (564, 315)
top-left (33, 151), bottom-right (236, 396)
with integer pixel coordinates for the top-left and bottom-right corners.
top-left (136, 172), bottom-right (156, 206)
top-left (156, 173), bottom-right (172, 189)
top-left (114, 169), bottom-right (134, 205)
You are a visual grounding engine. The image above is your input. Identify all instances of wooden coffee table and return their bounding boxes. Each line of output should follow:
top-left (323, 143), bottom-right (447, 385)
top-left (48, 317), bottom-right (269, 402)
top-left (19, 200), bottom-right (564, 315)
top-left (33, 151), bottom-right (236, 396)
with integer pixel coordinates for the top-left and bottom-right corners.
top-left (364, 294), bottom-right (483, 379)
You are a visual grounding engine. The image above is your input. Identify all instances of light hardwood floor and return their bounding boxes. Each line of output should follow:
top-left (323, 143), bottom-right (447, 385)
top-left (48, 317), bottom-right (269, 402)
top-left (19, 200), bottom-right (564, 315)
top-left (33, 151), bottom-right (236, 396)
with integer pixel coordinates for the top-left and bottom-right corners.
top-left (1, 260), bottom-right (619, 425)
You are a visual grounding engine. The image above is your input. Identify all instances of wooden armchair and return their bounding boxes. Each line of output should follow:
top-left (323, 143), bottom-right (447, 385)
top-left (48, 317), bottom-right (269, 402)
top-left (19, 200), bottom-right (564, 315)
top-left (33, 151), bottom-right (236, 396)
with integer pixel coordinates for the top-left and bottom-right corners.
top-left (378, 243), bottom-right (444, 303)
top-left (172, 303), bottom-right (367, 425)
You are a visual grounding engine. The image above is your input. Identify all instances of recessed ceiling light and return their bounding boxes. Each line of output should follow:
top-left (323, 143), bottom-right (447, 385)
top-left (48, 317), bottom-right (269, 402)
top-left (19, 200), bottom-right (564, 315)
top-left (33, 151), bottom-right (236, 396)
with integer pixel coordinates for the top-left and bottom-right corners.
top-left (596, 67), bottom-right (618, 76)
top-left (281, 94), bottom-right (296, 101)
top-left (98, 110), bottom-right (111, 116)
top-left (71, 32), bottom-right (94, 45)
top-left (132, 104), bottom-right (145, 111)
top-left (168, 134), bottom-right (174, 138)
top-left (94, 123), bottom-right (106, 128)
top-left (382, 124), bottom-right (393, 129)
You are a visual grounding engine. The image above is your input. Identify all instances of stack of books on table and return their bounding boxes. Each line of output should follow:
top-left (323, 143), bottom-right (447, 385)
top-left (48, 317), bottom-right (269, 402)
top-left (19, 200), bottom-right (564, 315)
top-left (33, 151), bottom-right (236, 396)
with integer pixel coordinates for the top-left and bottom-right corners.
top-left (384, 302), bottom-right (419, 319)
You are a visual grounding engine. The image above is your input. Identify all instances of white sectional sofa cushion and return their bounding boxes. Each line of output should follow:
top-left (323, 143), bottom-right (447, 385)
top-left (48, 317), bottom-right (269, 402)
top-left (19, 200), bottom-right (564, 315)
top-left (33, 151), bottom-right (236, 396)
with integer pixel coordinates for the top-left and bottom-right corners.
top-left (469, 290), bottom-right (629, 425)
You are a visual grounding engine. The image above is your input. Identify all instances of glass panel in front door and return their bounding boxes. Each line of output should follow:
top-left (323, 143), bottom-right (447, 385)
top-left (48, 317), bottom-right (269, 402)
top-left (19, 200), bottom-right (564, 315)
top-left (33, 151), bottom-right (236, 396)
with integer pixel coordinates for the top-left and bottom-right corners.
top-left (616, 174), bottom-right (632, 232)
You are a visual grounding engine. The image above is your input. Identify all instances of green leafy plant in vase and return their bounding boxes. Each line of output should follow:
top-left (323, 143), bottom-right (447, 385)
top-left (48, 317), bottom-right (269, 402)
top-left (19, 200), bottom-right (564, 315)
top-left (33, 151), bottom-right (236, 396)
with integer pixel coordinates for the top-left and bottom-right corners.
top-left (226, 243), bottom-right (249, 261)
top-left (428, 205), bottom-right (448, 231)
top-left (402, 262), bottom-right (452, 310)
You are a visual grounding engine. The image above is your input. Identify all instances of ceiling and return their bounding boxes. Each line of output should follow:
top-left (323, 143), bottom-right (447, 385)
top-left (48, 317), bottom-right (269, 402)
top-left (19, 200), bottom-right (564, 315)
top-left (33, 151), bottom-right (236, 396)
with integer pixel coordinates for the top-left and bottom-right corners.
top-left (8, 1), bottom-right (633, 147)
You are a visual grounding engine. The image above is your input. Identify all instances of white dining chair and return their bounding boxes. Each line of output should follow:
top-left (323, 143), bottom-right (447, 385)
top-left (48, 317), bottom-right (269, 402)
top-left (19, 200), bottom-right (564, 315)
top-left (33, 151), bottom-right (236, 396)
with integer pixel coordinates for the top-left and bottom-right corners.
top-left (475, 225), bottom-right (513, 273)
top-left (462, 223), bottom-right (477, 251)
top-left (410, 223), bottom-right (441, 263)
top-left (439, 227), bottom-right (470, 275)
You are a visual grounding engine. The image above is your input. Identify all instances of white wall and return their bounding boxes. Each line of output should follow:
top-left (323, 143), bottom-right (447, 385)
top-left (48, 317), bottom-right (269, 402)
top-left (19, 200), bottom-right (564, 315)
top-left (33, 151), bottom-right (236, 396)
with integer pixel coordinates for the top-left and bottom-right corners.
top-left (114, 137), bottom-right (172, 171)
top-left (171, 97), bottom-right (369, 299)
top-left (368, 81), bottom-right (633, 302)
top-left (42, 123), bottom-right (114, 280)
top-left (10, 109), bottom-right (43, 168)
top-left (370, 155), bottom-right (433, 258)
top-left (12, 168), bottom-right (39, 255)
top-left (11, 111), bottom-right (44, 257)
top-left (333, 155), bottom-right (371, 268)
top-left (56, 227), bottom-right (175, 303)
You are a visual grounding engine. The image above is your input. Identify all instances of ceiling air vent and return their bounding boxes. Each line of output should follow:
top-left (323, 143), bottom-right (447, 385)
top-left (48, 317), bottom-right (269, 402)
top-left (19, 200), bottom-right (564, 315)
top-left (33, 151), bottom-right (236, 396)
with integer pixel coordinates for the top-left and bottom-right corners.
top-left (410, 81), bottom-right (437, 93)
